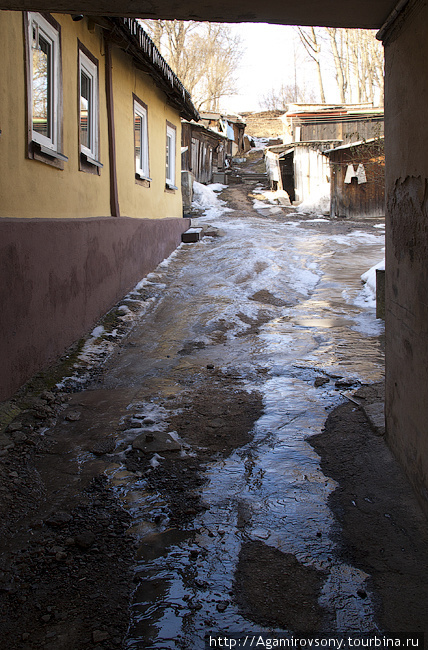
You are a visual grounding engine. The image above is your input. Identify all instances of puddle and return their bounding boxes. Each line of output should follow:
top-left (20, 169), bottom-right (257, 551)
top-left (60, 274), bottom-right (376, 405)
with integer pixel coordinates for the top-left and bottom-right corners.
top-left (87, 206), bottom-right (385, 646)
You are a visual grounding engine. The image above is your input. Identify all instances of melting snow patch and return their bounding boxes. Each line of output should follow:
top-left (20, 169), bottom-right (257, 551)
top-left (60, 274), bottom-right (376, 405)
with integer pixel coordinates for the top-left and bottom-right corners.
top-left (91, 325), bottom-right (105, 338)
top-left (150, 453), bottom-right (164, 468)
top-left (359, 259), bottom-right (385, 308)
top-left (296, 183), bottom-right (330, 215)
top-left (192, 181), bottom-right (233, 219)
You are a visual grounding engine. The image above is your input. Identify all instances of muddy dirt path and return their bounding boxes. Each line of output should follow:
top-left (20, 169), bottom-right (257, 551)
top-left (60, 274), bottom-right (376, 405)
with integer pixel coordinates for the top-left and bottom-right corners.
top-left (1, 155), bottom-right (427, 648)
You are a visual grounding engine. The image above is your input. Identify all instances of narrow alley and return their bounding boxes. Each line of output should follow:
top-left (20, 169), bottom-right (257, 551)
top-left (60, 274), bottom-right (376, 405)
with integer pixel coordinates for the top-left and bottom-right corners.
top-left (1, 152), bottom-right (427, 649)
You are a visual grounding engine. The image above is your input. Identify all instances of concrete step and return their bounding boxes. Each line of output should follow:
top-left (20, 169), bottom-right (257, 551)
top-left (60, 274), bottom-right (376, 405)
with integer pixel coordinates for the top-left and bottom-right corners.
top-left (182, 227), bottom-right (203, 243)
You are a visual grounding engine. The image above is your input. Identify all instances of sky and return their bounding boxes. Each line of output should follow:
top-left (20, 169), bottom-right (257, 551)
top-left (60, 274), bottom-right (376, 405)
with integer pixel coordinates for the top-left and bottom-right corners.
top-left (220, 23), bottom-right (340, 114)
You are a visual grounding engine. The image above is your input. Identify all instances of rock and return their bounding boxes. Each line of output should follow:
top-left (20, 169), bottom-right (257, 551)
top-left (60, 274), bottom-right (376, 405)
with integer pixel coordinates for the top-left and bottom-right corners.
top-left (363, 402), bottom-right (385, 436)
top-left (206, 418), bottom-right (226, 429)
top-left (11, 432), bottom-right (28, 443)
top-left (132, 430), bottom-right (181, 453)
top-left (65, 411), bottom-right (81, 422)
top-left (335, 378), bottom-right (356, 388)
top-left (89, 440), bottom-right (116, 456)
top-left (45, 512), bottom-right (73, 527)
top-left (55, 551), bottom-right (68, 561)
top-left (314, 377), bottom-right (329, 387)
top-left (92, 630), bottom-right (110, 643)
top-left (188, 600), bottom-right (202, 610)
top-left (216, 600), bottom-right (229, 612)
top-left (41, 391), bottom-right (56, 403)
top-left (0, 434), bottom-right (12, 448)
top-left (75, 531), bottom-right (96, 550)
top-left (7, 422), bottom-right (22, 432)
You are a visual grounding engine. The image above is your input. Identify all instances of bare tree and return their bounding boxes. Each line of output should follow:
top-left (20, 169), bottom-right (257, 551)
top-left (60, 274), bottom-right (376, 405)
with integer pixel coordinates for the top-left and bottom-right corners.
top-left (327, 28), bottom-right (347, 103)
top-left (260, 83), bottom-right (316, 111)
top-left (324, 28), bottom-right (384, 106)
top-left (140, 20), bottom-right (243, 112)
top-left (295, 27), bottom-right (326, 103)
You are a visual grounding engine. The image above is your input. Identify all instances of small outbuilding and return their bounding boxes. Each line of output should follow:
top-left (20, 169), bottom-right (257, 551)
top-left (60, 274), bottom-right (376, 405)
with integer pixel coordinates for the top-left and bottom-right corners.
top-left (181, 120), bottom-right (227, 184)
top-left (325, 138), bottom-right (385, 219)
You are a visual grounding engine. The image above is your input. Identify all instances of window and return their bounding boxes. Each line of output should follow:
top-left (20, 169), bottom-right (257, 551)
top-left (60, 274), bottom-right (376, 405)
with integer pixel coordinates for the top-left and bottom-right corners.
top-left (166, 122), bottom-right (177, 189)
top-left (27, 13), bottom-right (62, 156)
top-left (79, 47), bottom-right (100, 166)
top-left (134, 97), bottom-right (150, 181)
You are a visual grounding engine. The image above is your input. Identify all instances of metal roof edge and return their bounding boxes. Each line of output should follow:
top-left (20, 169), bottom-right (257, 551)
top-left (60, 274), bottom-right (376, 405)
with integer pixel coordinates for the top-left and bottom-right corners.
top-left (108, 18), bottom-right (200, 122)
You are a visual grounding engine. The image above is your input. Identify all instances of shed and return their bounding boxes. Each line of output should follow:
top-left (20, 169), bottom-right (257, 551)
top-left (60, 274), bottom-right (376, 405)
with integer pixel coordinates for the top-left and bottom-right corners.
top-left (181, 120), bottom-right (227, 184)
top-left (325, 138), bottom-right (385, 218)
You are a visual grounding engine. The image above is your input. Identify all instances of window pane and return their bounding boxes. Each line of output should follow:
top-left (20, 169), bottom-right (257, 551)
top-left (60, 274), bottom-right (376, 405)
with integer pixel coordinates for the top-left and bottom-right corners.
top-left (32, 30), bottom-right (51, 138)
top-left (80, 71), bottom-right (91, 149)
top-left (134, 113), bottom-right (142, 170)
top-left (166, 134), bottom-right (171, 178)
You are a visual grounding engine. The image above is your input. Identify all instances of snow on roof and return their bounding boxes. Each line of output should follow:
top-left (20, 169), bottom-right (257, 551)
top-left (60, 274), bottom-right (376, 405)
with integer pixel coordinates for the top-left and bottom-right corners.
top-left (324, 136), bottom-right (385, 154)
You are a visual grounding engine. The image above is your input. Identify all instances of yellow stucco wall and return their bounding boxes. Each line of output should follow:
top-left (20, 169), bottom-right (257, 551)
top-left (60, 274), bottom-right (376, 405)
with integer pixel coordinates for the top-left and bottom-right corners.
top-left (112, 46), bottom-right (183, 219)
top-left (0, 12), bottom-right (182, 219)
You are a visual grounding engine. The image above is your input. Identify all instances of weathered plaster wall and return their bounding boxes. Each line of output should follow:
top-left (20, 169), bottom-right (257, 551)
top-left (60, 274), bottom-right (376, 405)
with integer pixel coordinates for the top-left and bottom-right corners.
top-left (0, 12), bottom-right (183, 219)
top-left (0, 216), bottom-right (190, 401)
top-left (0, 13), bottom-right (111, 218)
top-left (112, 46), bottom-right (183, 219)
top-left (384, 0), bottom-right (428, 513)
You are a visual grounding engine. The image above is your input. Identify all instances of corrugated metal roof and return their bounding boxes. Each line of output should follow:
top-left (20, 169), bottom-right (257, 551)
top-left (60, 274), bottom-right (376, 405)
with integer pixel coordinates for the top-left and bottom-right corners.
top-left (109, 18), bottom-right (199, 122)
top-left (324, 136), bottom-right (385, 154)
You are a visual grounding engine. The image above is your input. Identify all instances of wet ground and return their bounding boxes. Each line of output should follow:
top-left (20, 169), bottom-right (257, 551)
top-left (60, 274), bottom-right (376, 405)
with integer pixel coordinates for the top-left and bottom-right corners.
top-left (1, 152), bottom-right (428, 649)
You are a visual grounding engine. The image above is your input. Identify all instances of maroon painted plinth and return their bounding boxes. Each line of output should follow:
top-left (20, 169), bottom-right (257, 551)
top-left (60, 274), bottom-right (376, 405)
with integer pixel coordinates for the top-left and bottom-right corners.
top-left (0, 215), bottom-right (190, 401)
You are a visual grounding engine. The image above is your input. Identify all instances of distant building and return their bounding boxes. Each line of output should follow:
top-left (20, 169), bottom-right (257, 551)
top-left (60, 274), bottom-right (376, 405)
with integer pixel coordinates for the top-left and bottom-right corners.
top-left (199, 112), bottom-right (246, 157)
top-left (265, 104), bottom-right (384, 207)
top-left (325, 138), bottom-right (385, 219)
top-left (181, 121), bottom-right (228, 184)
top-left (280, 104), bottom-right (384, 145)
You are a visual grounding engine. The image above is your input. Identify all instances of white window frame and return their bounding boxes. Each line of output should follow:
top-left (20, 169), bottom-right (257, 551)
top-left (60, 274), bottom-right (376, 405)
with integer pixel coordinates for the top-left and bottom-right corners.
top-left (27, 12), bottom-right (60, 152)
top-left (166, 123), bottom-right (177, 189)
top-left (79, 50), bottom-right (99, 163)
top-left (134, 99), bottom-right (150, 181)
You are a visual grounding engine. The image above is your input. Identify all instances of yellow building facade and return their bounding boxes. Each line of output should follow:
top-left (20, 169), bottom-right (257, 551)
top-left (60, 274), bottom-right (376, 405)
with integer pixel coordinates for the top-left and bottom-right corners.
top-left (0, 12), bottom-right (198, 400)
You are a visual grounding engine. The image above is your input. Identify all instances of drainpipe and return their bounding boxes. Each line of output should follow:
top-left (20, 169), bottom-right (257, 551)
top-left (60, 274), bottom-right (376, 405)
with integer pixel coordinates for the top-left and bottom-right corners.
top-left (105, 37), bottom-right (120, 217)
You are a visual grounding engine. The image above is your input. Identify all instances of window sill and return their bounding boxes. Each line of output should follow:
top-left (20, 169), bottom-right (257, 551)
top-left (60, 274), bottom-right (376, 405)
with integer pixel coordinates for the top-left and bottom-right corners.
top-left (80, 152), bottom-right (102, 175)
top-left (165, 182), bottom-right (178, 192)
top-left (135, 172), bottom-right (152, 188)
top-left (28, 141), bottom-right (68, 169)
top-left (136, 172), bottom-right (152, 182)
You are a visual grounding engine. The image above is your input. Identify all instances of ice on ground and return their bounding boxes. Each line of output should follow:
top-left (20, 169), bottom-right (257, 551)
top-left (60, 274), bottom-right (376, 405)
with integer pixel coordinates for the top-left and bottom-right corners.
top-left (330, 231), bottom-right (384, 246)
top-left (296, 182), bottom-right (330, 215)
top-left (253, 198), bottom-right (271, 210)
top-left (91, 325), bottom-right (105, 338)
